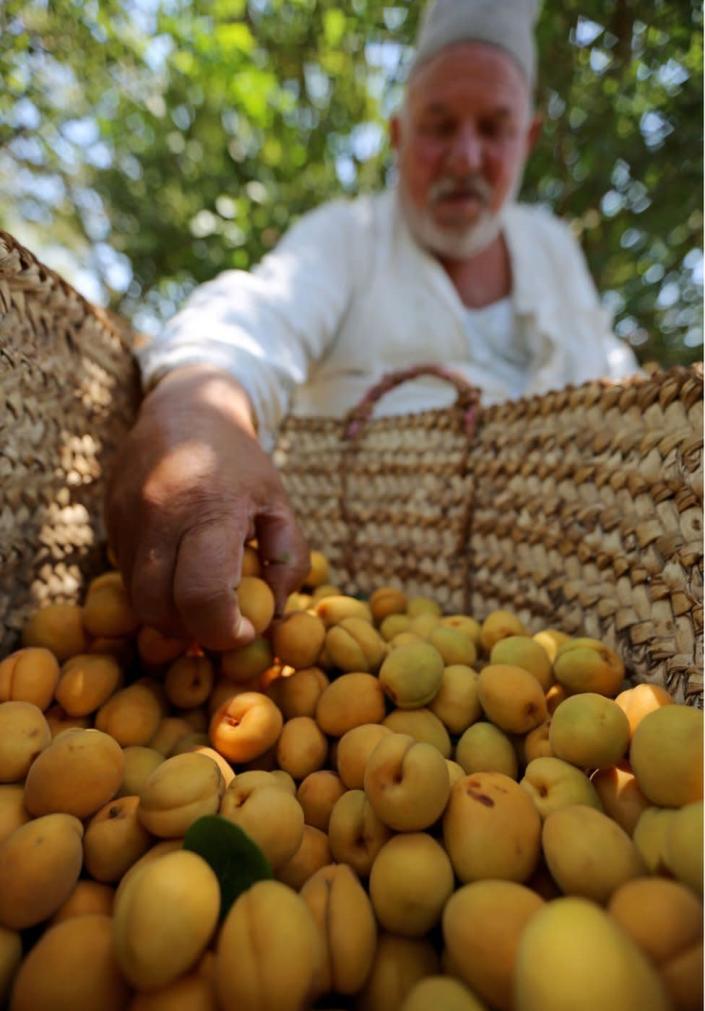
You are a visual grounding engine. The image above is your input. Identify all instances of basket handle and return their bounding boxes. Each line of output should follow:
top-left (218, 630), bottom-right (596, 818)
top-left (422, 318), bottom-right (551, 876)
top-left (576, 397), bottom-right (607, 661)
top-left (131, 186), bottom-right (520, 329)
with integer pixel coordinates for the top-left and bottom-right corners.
top-left (343, 364), bottom-right (482, 440)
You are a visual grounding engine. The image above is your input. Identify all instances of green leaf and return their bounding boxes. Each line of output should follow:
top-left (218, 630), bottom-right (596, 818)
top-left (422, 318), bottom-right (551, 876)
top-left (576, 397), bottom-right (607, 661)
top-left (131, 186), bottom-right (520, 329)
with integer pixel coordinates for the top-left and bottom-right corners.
top-left (183, 815), bottom-right (273, 920)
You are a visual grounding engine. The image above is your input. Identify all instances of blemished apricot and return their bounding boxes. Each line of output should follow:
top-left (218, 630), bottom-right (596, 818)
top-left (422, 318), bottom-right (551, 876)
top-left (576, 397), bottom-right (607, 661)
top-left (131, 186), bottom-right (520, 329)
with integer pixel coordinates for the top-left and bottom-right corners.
top-left (83, 577), bottom-right (139, 638)
top-left (272, 612), bottom-right (326, 669)
top-left (136, 625), bottom-right (188, 667)
top-left (84, 795), bottom-right (152, 882)
top-left (297, 770), bottom-right (346, 831)
top-left (22, 603), bottom-right (87, 661)
top-left (369, 586), bottom-right (407, 622)
top-left (0, 647), bottom-right (59, 711)
top-left (267, 667), bottom-right (329, 719)
top-left (55, 653), bottom-right (121, 716)
top-left (276, 717), bottom-right (328, 781)
top-left (164, 655), bottom-right (214, 709)
top-left (0, 701), bottom-right (51, 783)
top-left (237, 576), bottom-right (276, 634)
top-left (221, 638), bottom-right (274, 683)
top-left (209, 691), bottom-right (283, 763)
top-left (95, 683), bottom-right (163, 747)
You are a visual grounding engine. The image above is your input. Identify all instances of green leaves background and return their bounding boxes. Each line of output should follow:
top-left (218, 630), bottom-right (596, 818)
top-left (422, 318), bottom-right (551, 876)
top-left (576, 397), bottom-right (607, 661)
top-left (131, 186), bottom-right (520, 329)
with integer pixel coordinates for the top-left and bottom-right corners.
top-left (1, 0), bottom-right (701, 365)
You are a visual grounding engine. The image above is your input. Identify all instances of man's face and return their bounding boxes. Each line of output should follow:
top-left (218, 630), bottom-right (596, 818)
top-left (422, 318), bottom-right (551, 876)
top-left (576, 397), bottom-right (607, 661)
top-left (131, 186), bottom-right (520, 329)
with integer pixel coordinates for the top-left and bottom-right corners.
top-left (391, 42), bottom-right (540, 260)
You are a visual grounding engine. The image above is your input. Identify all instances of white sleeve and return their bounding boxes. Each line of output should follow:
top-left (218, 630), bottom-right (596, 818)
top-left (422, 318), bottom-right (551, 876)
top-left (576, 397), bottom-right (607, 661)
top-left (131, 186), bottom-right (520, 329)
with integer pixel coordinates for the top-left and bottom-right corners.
top-left (138, 199), bottom-right (358, 447)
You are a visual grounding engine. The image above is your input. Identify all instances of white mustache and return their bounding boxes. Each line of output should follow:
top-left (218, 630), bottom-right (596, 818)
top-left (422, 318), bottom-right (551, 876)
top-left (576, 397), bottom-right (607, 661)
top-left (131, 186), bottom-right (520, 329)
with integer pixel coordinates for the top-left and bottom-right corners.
top-left (429, 176), bottom-right (492, 205)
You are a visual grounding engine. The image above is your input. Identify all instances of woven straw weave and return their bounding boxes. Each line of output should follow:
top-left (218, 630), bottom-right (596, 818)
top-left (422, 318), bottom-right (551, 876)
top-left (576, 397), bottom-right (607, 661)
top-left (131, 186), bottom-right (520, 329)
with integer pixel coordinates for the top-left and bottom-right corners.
top-left (0, 231), bottom-right (140, 655)
top-left (0, 230), bottom-right (702, 704)
top-left (276, 365), bottom-right (703, 705)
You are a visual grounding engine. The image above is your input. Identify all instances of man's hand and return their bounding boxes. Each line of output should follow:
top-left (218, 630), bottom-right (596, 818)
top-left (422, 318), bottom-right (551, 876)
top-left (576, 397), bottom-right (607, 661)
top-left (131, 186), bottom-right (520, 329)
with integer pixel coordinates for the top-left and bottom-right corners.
top-left (106, 366), bottom-right (310, 651)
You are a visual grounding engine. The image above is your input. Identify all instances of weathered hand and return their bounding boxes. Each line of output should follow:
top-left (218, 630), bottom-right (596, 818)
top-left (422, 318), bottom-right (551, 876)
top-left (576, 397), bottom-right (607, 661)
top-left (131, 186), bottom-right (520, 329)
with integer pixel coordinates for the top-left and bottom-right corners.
top-left (106, 365), bottom-right (309, 651)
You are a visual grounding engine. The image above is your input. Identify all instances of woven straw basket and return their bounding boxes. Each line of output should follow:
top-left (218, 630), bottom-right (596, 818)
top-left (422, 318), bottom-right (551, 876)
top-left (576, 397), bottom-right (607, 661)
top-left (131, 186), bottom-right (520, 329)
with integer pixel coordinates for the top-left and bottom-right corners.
top-left (1, 230), bottom-right (702, 705)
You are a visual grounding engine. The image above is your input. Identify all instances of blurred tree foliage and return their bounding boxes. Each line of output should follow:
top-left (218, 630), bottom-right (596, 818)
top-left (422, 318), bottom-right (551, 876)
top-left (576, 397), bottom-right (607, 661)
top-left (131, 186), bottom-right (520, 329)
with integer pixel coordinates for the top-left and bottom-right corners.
top-left (1, 0), bottom-right (702, 365)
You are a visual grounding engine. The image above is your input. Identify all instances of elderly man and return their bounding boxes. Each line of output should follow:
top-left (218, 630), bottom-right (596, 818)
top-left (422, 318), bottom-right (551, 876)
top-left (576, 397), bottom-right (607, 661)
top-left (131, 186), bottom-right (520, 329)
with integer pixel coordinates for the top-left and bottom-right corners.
top-left (108, 0), bottom-right (638, 650)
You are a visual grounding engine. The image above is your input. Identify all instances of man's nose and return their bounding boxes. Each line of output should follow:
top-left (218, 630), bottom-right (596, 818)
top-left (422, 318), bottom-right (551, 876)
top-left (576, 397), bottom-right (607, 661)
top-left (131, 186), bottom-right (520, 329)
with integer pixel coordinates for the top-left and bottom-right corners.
top-left (447, 125), bottom-right (482, 173)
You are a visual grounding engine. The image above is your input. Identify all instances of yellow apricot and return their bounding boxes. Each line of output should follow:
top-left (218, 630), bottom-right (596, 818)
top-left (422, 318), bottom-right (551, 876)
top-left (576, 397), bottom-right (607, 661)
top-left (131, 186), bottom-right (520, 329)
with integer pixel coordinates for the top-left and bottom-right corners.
top-left (479, 610), bottom-right (527, 654)
top-left (164, 655), bottom-right (214, 709)
top-left (0, 700), bottom-right (51, 783)
top-left (24, 728), bottom-right (124, 818)
top-left (272, 612), bottom-right (326, 669)
top-left (136, 625), bottom-right (188, 667)
top-left (209, 691), bottom-right (283, 763)
top-left (277, 825), bottom-right (332, 891)
top-left (51, 880), bottom-right (114, 923)
top-left (221, 638), bottom-right (274, 683)
top-left (315, 673), bottom-right (385, 736)
top-left (237, 576), bottom-right (275, 634)
top-left (83, 578), bottom-right (139, 638)
top-left (305, 550), bottom-right (330, 588)
top-left (478, 664), bottom-right (547, 734)
top-left (276, 716), bottom-right (328, 780)
top-left (0, 785), bottom-right (29, 844)
top-left (95, 683), bottom-right (163, 747)
top-left (22, 603), bottom-right (87, 661)
top-left (84, 794), bottom-right (152, 882)
top-left (139, 752), bottom-right (224, 838)
top-left (0, 647), bottom-right (60, 710)
top-left (369, 586), bottom-right (407, 622)
top-left (56, 653), bottom-right (121, 716)
top-left (297, 770), bottom-right (346, 831)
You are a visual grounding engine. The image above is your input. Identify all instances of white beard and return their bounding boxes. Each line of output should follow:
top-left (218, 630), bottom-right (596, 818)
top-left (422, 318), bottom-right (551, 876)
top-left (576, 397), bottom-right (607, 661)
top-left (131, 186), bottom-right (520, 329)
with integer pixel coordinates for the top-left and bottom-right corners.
top-left (397, 172), bottom-right (523, 260)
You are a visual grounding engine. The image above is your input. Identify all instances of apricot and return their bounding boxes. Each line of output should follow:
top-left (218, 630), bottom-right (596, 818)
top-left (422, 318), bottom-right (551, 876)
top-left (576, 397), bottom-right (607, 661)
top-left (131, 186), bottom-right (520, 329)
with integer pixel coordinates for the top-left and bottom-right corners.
top-left (633, 807), bottom-right (677, 874)
top-left (311, 583), bottom-right (340, 602)
top-left (336, 723), bottom-right (393, 789)
top-left (149, 716), bottom-right (194, 757)
top-left (479, 610), bottom-right (527, 654)
top-left (83, 577), bottom-right (139, 638)
top-left (314, 595), bottom-right (372, 627)
top-left (51, 880), bottom-right (114, 923)
top-left (355, 933), bottom-right (440, 1011)
top-left (84, 794), bottom-right (152, 882)
top-left (139, 752), bottom-right (224, 837)
top-left (277, 825), bottom-right (332, 891)
top-left (520, 757), bottom-right (602, 819)
top-left (114, 840), bottom-right (183, 907)
top-left (220, 782), bottom-right (304, 869)
top-left (456, 722), bottom-right (518, 779)
top-left (0, 700), bottom-right (51, 782)
top-left (315, 672), bottom-right (385, 736)
top-left (608, 877), bottom-right (702, 967)
top-left (615, 682), bottom-right (674, 737)
top-left (426, 626), bottom-right (476, 667)
top-left (216, 880), bottom-right (323, 1011)
top-left (24, 727), bottom-right (124, 818)
top-left (128, 970), bottom-right (216, 1011)
top-left (490, 636), bottom-right (553, 691)
top-left (235, 576), bottom-right (275, 634)
top-left (382, 707), bottom-right (452, 756)
top-left (0, 647), bottom-right (60, 710)
top-left (630, 705), bottom-right (703, 807)
top-left (181, 744), bottom-right (236, 787)
top-left (10, 914), bottom-right (130, 1011)
top-left (429, 664), bottom-right (481, 735)
top-left (326, 617), bottom-right (387, 673)
top-left (550, 693), bottom-right (630, 769)
top-left (553, 637), bottom-right (625, 696)
top-left (0, 785), bottom-right (29, 844)
top-left (592, 764), bottom-right (651, 834)
top-left (276, 717), bottom-right (328, 780)
top-left (241, 543), bottom-right (261, 577)
top-left (267, 666), bottom-right (329, 719)
top-left (369, 586), bottom-right (407, 622)
top-left (302, 863), bottom-right (377, 995)
top-left (369, 833), bottom-right (454, 937)
top-left (521, 721), bottom-right (554, 764)
top-left (114, 850), bottom-right (220, 990)
top-left (401, 977), bottom-right (486, 1011)
top-left (443, 880), bottom-right (544, 1010)
top-left (95, 683), bottom-right (163, 747)
top-left (664, 801), bottom-right (703, 894)
top-left (441, 614), bottom-right (482, 648)
top-left (221, 637), bottom-right (273, 683)
top-left (209, 691), bottom-right (283, 762)
top-left (272, 611), bottom-right (326, 669)
top-left (118, 746), bottom-right (164, 797)
top-left (285, 592), bottom-right (313, 613)
top-left (297, 770), bottom-right (346, 831)
top-left (22, 602), bottom-right (87, 661)
top-left (0, 926), bottom-right (21, 1005)
top-left (0, 813), bottom-right (83, 928)
top-left (532, 628), bottom-right (571, 662)
top-left (164, 655), bottom-right (214, 709)
top-left (44, 704), bottom-right (90, 737)
top-left (364, 733), bottom-right (450, 831)
top-left (443, 772), bottom-right (541, 883)
top-left (379, 641), bottom-right (444, 709)
top-left (328, 789), bottom-right (391, 877)
top-left (136, 625), bottom-right (188, 667)
top-left (305, 549), bottom-right (330, 588)
top-left (380, 613), bottom-right (412, 641)
top-left (542, 804), bottom-right (645, 902)
top-left (478, 665), bottom-right (547, 734)
top-left (514, 896), bottom-right (672, 1011)
top-left (545, 682), bottom-right (568, 715)
top-left (55, 653), bottom-right (121, 716)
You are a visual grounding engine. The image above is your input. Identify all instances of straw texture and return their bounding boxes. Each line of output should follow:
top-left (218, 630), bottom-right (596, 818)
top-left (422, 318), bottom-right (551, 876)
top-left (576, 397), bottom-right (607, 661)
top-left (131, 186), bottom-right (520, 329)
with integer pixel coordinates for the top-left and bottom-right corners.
top-left (0, 230), bottom-right (701, 704)
top-left (0, 231), bottom-right (140, 654)
top-left (276, 364), bottom-right (703, 704)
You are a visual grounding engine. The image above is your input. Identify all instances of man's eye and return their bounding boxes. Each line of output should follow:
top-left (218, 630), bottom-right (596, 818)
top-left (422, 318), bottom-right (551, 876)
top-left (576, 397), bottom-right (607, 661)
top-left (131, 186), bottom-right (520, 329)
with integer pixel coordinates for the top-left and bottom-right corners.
top-left (422, 120), bottom-right (454, 138)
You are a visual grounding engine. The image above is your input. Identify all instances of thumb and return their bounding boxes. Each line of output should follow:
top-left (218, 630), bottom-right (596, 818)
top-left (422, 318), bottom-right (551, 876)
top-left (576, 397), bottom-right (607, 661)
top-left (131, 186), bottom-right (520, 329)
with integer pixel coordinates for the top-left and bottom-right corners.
top-left (256, 504), bottom-right (310, 615)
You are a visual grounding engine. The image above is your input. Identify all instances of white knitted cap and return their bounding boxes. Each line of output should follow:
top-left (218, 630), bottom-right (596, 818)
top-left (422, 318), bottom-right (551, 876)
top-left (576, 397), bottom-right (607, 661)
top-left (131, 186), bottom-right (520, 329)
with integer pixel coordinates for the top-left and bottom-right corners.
top-left (409, 0), bottom-right (540, 88)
